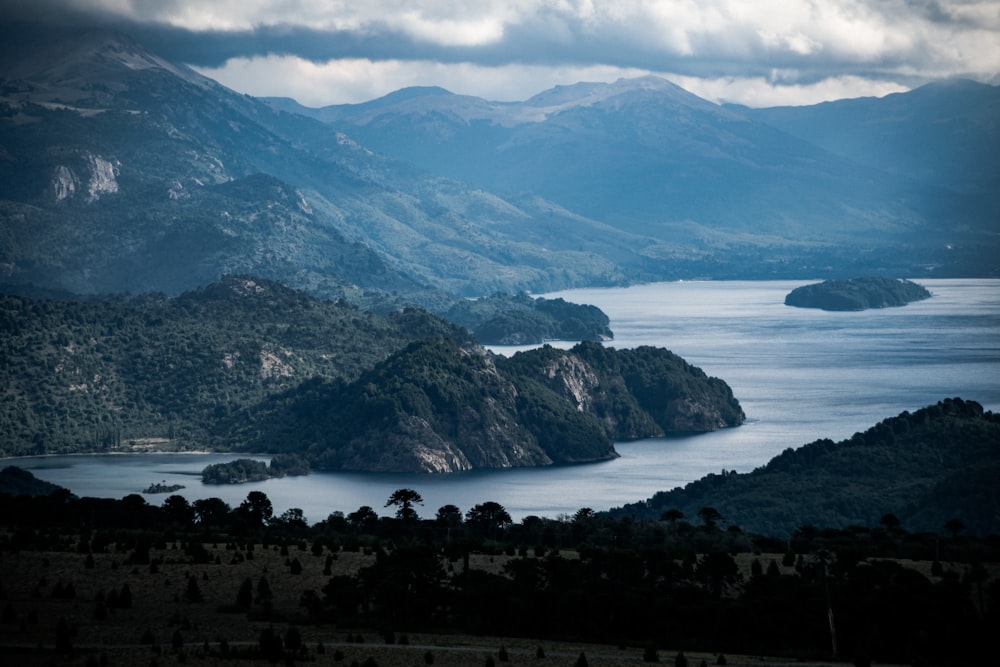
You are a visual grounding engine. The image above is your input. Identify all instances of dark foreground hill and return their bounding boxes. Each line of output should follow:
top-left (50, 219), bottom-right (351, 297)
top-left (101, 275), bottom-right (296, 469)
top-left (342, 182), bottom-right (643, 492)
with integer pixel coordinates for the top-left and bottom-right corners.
top-left (611, 397), bottom-right (1000, 536)
top-left (0, 279), bottom-right (740, 468)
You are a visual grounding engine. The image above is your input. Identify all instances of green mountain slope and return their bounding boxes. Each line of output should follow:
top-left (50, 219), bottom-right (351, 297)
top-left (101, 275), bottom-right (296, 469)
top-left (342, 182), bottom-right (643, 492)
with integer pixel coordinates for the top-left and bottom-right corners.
top-left (0, 276), bottom-right (468, 457)
top-left (741, 79), bottom-right (1000, 197)
top-left (611, 398), bottom-right (1000, 536)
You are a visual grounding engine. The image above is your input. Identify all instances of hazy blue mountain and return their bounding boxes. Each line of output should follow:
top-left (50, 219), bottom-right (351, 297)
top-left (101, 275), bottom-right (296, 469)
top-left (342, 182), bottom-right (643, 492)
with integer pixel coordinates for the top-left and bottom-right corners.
top-left (0, 29), bottom-right (635, 299)
top-left (740, 79), bottom-right (1000, 197)
top-left (285, 76), bottom-right (998, 277)
top-left (3, 26), bottom-right (996, 310)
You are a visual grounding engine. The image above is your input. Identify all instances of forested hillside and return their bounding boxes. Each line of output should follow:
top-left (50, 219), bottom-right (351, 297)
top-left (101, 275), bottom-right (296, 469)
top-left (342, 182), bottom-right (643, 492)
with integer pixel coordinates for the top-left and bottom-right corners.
top-left (0, 280), bottom-right (741, 468)
top-left (0, 276), bottom-right (468, 457)
top-left (612, 398), bottom-right (1000, 536)
top-left (225, 339), bottom-right (744, 472)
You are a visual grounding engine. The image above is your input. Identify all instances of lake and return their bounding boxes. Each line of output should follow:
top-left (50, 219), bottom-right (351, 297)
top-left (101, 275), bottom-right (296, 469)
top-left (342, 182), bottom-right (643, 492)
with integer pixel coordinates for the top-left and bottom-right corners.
top-left (11, 279), bottom-right (1000, 523)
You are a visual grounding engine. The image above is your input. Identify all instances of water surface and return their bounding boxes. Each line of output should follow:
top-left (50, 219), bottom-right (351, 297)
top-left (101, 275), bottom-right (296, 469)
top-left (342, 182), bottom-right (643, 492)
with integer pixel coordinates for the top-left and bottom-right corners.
top-left (14, 279), bottom-right (1000, 522)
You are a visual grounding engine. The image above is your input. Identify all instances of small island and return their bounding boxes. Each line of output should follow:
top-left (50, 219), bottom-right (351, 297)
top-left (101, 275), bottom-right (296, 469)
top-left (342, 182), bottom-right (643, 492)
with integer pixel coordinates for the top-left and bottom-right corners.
top-left (202, 455), bottom-right (309, 484)
top-left (142, 481), bottom-right (185, 494)
top-left (784, 277), bottom-right (931, 311)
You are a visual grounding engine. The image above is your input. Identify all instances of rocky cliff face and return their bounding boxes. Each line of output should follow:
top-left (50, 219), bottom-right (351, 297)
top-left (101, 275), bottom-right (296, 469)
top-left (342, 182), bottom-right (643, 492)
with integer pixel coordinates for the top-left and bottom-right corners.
top-left (49, 153), bottom-right (120, 203)
top-left (539, 352), bottom-right (602, 412)
top-left (660, 396), bottom-right (738, 432)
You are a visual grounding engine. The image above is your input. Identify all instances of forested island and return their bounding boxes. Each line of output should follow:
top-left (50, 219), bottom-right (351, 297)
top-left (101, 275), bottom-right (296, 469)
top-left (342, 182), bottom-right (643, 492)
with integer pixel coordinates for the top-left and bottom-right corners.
top-left (784, 276), bottom-right (931, 310)
top-left (202, 455), bottom-right (310, 484)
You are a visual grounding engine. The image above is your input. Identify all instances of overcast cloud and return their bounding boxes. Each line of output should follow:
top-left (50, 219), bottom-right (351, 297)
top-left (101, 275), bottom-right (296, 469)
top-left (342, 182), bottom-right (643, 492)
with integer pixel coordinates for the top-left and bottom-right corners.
top-left (2, 0), bottom-right (998, 106)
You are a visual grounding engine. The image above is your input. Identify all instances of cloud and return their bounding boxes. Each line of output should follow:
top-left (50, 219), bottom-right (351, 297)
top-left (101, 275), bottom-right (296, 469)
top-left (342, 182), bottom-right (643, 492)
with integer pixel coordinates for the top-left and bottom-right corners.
top-left (192, 55), bottom-right (657, 106)
top-left (2, 0), bottom-right (998, 106)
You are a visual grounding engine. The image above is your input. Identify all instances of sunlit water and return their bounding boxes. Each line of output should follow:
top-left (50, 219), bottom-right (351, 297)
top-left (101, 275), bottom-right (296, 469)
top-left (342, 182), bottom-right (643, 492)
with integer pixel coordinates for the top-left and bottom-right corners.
top-left (11, 279), bottom-right (1000, 523)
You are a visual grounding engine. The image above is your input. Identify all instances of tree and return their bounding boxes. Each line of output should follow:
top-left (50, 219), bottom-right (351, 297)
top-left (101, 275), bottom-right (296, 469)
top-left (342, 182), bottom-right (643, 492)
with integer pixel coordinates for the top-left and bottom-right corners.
top-left (238, 491), bottom-right (273, 529)
top-left (385, 488), bottom-right (424, 522)
top-left (110, 583), bottom-right (132, 609)
top-left (696, 552), bottom-right (739, 597)
top-left (193, 497), bottom-right (232, 527)
top-left (274, 507), bottom-right (308, 530)
top-left (256, 576), bottom-right (273, 606)
top-left (660, 509), bottom-right (684, 524)
top-left (347, 505), bottom-right (379, 530)
top-left (161, 495), bottom-right (195, 526)
top-left (184, 576), bottom-right (203, 602)
top-left (465, 501), bottom-right (512, 538)
top-left (435, 504), bottom-right (463, 528)
top-left (236, 578), bottom-right (253, 609)
top-left (697, 507), bottom-right (723, 530)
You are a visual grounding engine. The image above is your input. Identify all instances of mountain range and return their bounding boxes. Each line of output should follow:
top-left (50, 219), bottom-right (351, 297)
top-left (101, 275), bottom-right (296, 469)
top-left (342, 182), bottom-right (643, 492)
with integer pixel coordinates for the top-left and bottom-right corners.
top-left (2, 28), bottom-right (997, 310)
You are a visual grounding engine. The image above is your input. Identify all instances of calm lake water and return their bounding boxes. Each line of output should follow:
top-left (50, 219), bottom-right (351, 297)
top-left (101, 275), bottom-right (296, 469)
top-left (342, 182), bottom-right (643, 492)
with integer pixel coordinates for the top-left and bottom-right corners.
top-left (11, 279), bottom-right (1000, 523)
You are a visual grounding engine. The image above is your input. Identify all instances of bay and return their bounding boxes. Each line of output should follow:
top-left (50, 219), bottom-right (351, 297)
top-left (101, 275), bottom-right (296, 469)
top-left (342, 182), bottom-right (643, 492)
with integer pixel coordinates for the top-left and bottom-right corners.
top-left (12, 279), bottom-right (1000, 523)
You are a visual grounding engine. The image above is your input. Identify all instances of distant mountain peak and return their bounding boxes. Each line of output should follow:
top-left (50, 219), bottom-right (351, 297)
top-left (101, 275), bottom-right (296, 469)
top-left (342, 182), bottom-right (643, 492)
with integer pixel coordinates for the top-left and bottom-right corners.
top-left (522, 75), bottom-right (722, 118)
top-left (0, 27), bottom-right (212, 108)
top-left (376, 85), bottom-right (455, 102)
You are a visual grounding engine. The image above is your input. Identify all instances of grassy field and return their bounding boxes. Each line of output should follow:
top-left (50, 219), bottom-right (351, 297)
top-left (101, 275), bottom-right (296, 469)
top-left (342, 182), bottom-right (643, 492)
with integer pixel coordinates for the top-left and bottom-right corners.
top-left (0, 541), bottom-right (916, 667)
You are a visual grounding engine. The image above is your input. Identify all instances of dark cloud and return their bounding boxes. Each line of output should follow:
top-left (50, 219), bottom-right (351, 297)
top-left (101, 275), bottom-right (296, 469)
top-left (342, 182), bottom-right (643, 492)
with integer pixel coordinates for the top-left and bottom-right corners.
top-left (2, 0), bottom-right (996, 105)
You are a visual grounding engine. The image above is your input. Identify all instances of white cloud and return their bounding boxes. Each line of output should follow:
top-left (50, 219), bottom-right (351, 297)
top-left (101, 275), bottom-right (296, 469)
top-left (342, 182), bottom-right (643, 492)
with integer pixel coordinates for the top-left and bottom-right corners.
top-left (195, 55), bottom-right (654, 106)
top-left (676, 74), bottom-right (911, 107)
top-left (7, 0), bottom-right (1000, 104)
top-left (196, 54), bottom-right (912, 108)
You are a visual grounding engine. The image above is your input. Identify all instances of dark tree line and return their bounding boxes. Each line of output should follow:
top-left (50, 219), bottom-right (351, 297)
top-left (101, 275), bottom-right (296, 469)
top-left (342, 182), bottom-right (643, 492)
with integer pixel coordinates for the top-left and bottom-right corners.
top-left (1, 484), bottom-right (998, 665)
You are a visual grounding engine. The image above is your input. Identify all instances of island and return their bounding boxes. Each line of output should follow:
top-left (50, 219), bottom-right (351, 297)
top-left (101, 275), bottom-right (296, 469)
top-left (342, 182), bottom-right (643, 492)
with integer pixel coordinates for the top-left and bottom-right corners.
top-left (142, 481), bottom-right (185, 494)
top-left (202, 455), bottom-right (309, 484)
top-left (784, 276), bottom-right (931, 311)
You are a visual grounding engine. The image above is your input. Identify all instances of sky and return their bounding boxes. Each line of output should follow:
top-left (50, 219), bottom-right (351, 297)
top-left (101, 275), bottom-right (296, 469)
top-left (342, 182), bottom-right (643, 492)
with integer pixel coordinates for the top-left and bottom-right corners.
top-left (2, 0), bottom-right (999, 107)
